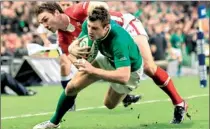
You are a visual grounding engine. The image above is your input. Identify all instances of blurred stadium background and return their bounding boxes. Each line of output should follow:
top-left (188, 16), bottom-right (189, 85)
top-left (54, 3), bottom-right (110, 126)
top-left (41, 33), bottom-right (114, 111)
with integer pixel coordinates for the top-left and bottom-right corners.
top-left (1, 1), bottom-right (209, 129)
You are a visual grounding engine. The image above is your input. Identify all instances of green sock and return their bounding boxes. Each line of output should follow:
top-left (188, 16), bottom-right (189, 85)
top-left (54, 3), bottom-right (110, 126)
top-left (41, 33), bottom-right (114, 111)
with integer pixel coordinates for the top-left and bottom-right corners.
top-left (50, 91), bottom-right (77, 125)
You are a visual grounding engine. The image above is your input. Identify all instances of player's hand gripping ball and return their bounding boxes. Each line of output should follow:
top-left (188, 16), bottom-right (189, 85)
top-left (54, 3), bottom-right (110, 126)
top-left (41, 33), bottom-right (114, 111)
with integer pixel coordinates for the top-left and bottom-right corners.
top-left (79, 35), bottom-right (99, 63)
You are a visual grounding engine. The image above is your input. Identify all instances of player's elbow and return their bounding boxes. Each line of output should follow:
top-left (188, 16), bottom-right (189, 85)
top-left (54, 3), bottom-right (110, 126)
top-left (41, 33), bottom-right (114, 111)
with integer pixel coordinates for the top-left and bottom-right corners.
top-left (119, 74), bottom-right (130, 85)
top-left (116, 68), bottom-right (130, 84)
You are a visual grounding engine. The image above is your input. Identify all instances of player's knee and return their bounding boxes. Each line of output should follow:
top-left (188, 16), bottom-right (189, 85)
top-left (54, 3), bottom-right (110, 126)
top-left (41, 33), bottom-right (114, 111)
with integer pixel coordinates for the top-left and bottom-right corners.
top-left (65, 83), bottom-right (79, 96)
top-left (104, 101), bottom-right (116, 110)
top-left (104, 103), bottom-right (115, 110)
top-left (144, 61), bottom-right (157, 77)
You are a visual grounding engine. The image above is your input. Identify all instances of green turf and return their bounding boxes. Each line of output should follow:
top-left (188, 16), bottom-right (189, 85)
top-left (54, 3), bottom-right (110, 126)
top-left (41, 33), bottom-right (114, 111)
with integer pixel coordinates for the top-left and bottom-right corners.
top-left (1, 76), bottom-right (209, 129)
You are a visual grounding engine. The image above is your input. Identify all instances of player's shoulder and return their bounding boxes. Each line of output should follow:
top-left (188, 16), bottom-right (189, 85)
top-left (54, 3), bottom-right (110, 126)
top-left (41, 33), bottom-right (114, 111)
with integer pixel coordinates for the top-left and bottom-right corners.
top-left (64, 6), bottom-right (73, 15)
top-left (110, 20), bottom-right (129, 36)
top-left (110, 20), bottom-right (133, 44)
top-left (65, 2), bottom-right (89, 21)
top-left (110, 20), bottom-right (122, 30)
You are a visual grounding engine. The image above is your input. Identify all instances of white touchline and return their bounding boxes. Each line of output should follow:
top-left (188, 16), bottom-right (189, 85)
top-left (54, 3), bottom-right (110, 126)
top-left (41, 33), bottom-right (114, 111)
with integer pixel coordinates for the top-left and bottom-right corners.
top-left (1, 94), bottom-right (209, 120)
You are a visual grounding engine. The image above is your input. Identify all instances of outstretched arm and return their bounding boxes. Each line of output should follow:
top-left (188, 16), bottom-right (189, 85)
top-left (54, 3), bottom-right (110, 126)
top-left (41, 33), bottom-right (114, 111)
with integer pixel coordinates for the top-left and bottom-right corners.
top-left (74, 59), bottom-right (131, 84)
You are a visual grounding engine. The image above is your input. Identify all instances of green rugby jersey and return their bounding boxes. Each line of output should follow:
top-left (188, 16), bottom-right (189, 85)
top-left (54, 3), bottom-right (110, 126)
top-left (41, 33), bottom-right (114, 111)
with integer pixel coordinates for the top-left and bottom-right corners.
top-left (79, 20), bottom-right (142, 72)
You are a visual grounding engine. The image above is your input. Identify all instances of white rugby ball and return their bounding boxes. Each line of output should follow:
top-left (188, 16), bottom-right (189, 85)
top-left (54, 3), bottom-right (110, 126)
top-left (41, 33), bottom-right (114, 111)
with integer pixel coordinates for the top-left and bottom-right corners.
top-left (79, 35), bottom-right (98, 63)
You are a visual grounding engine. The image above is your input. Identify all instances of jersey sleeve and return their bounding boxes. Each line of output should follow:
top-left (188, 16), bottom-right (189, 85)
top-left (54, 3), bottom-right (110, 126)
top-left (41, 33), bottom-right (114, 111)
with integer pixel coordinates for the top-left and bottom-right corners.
top-left (78, 20), bottom-right (88, 38)
top-left (72, 2), bottom-right (89, 22)
top-left (112, 38), bottom-right (131, 69)
top-left (109, 11), bottom-right (124, 26)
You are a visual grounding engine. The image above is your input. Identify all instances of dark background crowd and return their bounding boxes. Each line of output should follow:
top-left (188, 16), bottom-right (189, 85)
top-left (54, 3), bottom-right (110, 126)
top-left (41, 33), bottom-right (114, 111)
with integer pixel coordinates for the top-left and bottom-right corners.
top-left (1, 1), bottom-right (209, 95)
top-left (1, 1), bottom-right (209, 59)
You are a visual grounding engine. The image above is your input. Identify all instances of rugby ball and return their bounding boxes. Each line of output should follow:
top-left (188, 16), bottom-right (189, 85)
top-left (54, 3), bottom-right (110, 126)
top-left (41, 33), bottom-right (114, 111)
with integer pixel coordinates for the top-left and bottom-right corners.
top-left (79, 35), bottom-right (98, 63)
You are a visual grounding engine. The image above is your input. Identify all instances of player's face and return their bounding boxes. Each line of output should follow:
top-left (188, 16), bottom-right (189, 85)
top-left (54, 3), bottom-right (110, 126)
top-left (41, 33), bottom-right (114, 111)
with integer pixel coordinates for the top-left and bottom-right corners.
top-left (37, 11), bottom-right (60, 33)
top-left (87, 20), bottom-right (109, 40)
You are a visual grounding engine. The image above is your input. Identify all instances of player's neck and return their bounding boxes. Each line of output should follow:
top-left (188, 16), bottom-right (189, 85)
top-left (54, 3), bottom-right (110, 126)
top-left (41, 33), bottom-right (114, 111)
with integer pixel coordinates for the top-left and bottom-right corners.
top-left (99, 25), bottom-right (111, 41)
top-left (60, 14), bottom-right (70, 31)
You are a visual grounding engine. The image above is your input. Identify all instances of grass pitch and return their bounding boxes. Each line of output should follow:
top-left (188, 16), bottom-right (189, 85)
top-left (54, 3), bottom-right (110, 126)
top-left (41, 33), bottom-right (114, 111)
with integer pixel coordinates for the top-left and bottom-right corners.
top-left (1, 76), bottom-right (209, 129)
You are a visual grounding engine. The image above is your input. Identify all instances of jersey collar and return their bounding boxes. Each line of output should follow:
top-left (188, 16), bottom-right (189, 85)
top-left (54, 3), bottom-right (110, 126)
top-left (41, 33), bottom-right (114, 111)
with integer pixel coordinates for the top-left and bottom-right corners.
top-left (65, 14), bottom-right (75, 32)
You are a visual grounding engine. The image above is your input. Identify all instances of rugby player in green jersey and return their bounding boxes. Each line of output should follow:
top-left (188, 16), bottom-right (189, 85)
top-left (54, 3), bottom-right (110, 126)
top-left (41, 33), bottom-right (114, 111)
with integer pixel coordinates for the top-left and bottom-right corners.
top-left (33, 6), bottom-right (187, 129)
top-left (34, 6), bottom-right (143, 129)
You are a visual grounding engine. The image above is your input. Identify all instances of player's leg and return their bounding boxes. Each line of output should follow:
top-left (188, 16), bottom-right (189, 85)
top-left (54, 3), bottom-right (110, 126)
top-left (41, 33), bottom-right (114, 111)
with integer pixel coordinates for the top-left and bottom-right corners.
top-left (133, 35), bottom-right (187, 123)
top-left (33, 71), bottom-right (99, 129)
top-left (60, 54), bottom-right (77, 111)
top-left (52, 57), bottom-right (101, 125)
top-left (51, 58), bottom-right (100, 124)
top-left (95, 51), bottom-right (142, 107)
top-left (176, 49), bottom-right (183, 77)
top-left (60, 54), bottom-right (75, 89)
top-left (104, 83), bottom-right (141, 109)
top-left (32, 89), bottom-right (77, 129)
top-left (104, 64), bottom-right (143, 109)
top-left (177, 56), bottom-right (182, 76)
top-left (65, 71), bottom-right (100, 96)
top-left (33, 59), bottom-right (100, 129)
top-left (52, 71), bottom-right (99, 124)
top-left (168, 48), bottom-right (183, 77)
top-left (104, 87), bottom-right (127, 109)
top-left (127, 18), bottom-right (187, 124)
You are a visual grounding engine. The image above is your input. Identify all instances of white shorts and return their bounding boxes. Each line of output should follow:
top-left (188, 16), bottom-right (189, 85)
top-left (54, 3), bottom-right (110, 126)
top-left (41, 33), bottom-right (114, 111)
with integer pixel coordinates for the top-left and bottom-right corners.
top-left (171, 48), bottom-right (182, 57)
top-left (95, 52), bottom-right (144, 94)
top-left (64, 52), bottom-right (143, 94)
top-left (122, 13), bottom-right (148, 38)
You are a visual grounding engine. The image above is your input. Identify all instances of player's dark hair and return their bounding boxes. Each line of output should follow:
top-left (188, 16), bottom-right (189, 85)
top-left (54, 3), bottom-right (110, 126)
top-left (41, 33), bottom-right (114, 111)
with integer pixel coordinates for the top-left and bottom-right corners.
top-left (88, 6), bottom-right (110, 27)
top-left (35, 2), bottom-right (64, 16)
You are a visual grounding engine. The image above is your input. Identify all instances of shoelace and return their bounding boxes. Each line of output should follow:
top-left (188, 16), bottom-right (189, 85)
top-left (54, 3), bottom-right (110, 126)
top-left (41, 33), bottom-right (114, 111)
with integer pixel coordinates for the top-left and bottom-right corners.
top-left (40, 121), bottom-right (50, 126)
top-left (39, 120), bottom-right (64, 126)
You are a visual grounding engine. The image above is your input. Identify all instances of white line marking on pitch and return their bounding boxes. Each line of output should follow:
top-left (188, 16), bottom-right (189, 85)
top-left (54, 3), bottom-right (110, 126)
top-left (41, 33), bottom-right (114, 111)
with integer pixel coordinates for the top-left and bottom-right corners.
top-left (1, 94), bottom-right (209, 120)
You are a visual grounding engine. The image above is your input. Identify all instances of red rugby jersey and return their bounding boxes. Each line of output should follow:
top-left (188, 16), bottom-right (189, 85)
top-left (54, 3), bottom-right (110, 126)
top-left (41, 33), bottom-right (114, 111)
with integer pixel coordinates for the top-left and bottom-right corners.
top-left (57, 2), bottom-right (124, 54)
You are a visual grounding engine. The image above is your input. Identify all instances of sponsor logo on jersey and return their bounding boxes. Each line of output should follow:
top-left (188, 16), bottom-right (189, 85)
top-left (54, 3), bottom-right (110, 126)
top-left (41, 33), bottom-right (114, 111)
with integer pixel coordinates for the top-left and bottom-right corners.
top-left (119, 57), bottom-right (127, 61)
